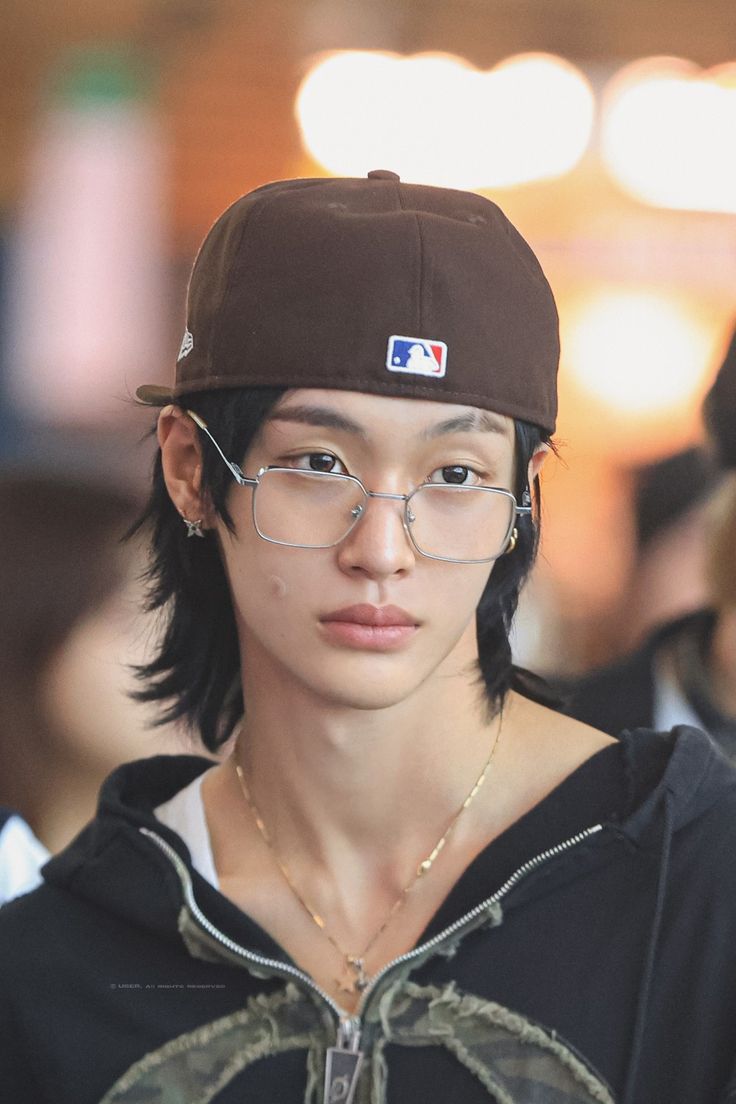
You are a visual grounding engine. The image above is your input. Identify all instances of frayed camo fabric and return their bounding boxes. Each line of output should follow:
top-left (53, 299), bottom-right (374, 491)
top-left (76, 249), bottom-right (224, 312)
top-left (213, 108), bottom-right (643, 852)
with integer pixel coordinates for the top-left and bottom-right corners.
top-left (365, 981), bottom-right (615, 1104)
top-left (99, 979), bottom-right (613, 1104)
top-left (99, 984), bottom-right (332, 1104)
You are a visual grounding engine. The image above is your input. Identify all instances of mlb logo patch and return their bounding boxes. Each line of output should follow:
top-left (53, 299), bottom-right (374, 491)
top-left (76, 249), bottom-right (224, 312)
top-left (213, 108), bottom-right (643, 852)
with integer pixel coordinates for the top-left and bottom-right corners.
top-left (387, 335), bottom-right (447, 379)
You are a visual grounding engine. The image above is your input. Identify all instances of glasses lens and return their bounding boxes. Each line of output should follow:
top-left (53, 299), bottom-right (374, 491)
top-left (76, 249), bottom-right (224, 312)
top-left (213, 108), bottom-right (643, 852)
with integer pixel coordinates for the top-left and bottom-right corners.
top-left (253, 469), bottom-right (365, 547)
top-left (408, 484), bottom-right (515, 561)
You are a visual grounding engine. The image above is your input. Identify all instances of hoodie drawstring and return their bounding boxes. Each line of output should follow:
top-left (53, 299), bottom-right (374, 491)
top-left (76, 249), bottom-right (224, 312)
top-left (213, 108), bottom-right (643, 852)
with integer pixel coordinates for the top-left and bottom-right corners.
top-left (621, 788), bottom-right (675, 1104)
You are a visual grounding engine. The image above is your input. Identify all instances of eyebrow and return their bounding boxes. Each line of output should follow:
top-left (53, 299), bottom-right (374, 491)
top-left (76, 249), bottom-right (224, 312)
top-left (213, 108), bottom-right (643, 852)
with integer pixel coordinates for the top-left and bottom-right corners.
top-left (420, 410), bottom-right (510, 439)
top-left (269, 404), bottom-right (509, 441)
top-left (268, 405), bottom-right (368, 439)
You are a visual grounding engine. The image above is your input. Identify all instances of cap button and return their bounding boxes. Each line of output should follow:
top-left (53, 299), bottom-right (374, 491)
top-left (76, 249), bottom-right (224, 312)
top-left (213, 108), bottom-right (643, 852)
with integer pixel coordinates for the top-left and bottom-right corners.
top-left (367, 169), bottom-right (400, 181)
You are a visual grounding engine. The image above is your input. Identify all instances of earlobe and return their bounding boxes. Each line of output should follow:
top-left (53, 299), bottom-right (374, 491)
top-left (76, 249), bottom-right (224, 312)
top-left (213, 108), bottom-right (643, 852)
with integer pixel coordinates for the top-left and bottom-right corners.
top-left (158, 407), bottom-right (213, 528)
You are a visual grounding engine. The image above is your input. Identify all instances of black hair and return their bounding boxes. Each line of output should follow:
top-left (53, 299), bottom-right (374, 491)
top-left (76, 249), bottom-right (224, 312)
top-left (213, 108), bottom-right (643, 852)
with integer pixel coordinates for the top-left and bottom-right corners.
top-left (131, 387), bottom-right (551, 751)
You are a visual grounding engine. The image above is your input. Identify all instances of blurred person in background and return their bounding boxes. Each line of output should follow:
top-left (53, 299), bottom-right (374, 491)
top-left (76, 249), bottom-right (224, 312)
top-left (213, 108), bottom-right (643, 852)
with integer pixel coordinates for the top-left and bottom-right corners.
top-left (0, 466), bottom-right (182, 868)
top-left (561, 326), bottom-right (736, 753)
top-left (622, 445), bottom-right (720, 649)
top-left (2, 174), bottom-right (736, 1104)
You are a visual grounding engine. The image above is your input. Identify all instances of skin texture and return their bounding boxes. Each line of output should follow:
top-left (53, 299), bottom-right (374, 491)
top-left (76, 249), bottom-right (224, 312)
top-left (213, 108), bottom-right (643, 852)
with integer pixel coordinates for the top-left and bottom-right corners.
top-left (159, 390), bottom-right (612, 1010)
top-left (223, 393), bottom-right (518, 714)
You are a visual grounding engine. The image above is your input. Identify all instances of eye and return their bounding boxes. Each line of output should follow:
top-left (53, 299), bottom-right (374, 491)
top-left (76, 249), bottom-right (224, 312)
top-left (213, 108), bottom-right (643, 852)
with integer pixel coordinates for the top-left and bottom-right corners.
top-left (290, 452), bottom-right (348, 475)
top-left (427, 465), bottom-right (480, 486)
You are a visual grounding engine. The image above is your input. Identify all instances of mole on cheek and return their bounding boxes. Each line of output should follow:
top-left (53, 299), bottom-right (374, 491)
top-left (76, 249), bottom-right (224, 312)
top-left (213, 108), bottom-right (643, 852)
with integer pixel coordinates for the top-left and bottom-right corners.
top-left (268, 575), bottom-right (288, 598)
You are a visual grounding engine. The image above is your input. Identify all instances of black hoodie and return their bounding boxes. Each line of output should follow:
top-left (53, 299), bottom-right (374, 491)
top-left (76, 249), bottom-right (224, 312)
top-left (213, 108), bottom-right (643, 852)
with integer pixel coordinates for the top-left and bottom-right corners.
top-left (2, 726), bottom-right (736, 1104)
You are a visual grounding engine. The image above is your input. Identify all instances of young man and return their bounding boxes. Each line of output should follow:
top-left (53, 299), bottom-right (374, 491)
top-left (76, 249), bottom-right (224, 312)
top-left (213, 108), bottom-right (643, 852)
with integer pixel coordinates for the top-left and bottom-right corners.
top-left (2, 171), bottom-right (736, 1104)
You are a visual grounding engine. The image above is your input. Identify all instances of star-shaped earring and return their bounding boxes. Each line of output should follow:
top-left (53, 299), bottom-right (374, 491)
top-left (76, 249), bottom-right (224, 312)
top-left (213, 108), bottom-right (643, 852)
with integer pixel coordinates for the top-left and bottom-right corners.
top-left (182, 516), bottom-right (205, 539)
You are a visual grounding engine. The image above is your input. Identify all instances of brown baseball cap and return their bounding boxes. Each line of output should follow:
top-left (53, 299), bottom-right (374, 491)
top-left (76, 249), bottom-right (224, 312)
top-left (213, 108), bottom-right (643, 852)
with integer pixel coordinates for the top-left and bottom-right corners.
top-left (703, 322), bottom-right (736, 469)
top-left (137, 170), bottom-right (560, 432)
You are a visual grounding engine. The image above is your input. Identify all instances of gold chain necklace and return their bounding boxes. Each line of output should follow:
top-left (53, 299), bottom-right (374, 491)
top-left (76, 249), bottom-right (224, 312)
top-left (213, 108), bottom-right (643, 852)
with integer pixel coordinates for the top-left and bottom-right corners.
top-left (232, 711), bottom-right (503, 996)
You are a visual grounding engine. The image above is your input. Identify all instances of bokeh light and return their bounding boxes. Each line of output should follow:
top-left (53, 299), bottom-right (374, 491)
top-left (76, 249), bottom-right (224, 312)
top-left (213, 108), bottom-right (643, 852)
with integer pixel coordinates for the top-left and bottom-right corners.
top-left (563, 290), bottom-right (715, 416)
top-left (601, 57), bottom-right (736, 214)
top-left (295, 50), bottom-right (594, 189)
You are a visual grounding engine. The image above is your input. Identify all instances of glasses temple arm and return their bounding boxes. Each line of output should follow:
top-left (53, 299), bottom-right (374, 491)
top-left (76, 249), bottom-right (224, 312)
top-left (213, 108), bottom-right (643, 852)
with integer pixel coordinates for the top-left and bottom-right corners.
top-left (183, 408), bottom-right (257, 486)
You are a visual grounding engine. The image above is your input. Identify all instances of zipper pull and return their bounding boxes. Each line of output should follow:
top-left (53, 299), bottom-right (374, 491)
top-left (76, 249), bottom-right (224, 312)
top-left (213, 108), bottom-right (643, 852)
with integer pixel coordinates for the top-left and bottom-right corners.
top-left (324, 1017), bottom-right (364, 1104)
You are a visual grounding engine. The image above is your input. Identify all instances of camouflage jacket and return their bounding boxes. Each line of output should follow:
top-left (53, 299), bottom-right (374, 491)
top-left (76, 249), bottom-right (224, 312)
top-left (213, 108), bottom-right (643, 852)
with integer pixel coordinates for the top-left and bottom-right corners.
top-left (2, 727), bottom-right (736, 1104)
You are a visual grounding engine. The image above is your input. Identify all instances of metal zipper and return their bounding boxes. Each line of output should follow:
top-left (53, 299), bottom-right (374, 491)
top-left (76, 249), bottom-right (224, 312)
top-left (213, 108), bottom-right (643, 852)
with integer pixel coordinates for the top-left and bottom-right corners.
top-left (139, 827), bottom-right (347, 1022)
top-left (140, 821), bottom-right (604, 1040)
top-left (356, 822), bottom-right (605, 1013)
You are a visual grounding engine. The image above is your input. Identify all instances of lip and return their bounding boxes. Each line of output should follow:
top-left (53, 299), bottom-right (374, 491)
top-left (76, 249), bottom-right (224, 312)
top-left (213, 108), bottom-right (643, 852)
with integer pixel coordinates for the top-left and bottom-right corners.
top-left (319, 604), bottom-right (419, 651)
top-left (320, 604), bottom-right (418, 627)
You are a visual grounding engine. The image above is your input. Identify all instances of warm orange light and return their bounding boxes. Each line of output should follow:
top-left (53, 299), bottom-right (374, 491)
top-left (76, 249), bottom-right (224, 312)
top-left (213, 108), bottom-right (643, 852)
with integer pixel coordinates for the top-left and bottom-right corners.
top-left (295, 50), bottom-right (594, 189)
top-left (481, 54), bottom-right (595, 186)
top-left (563, 290), bottom-right (715, 416)
top-left (601, 57), bottom-right (736, 214)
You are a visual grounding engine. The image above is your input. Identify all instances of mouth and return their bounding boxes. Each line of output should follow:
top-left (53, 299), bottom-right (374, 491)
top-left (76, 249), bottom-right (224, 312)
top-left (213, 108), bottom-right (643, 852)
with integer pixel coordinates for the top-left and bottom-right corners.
top-left (322, 604), bottom-right (418, 627)
top-left (319, 604), bottom-right (419, 651)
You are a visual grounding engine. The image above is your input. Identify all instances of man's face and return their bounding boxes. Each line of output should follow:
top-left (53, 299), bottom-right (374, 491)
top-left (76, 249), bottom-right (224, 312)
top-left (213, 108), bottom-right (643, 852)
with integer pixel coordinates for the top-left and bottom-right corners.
top-left (216, 389), bottom-right (525, 713)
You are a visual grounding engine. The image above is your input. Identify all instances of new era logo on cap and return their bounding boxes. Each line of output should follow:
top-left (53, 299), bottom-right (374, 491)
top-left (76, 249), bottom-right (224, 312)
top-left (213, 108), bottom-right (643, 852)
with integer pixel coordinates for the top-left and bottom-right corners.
top-left (177, 328), bottom-right (194, 362)
top-left (387, 335), bottom-right (447, 379)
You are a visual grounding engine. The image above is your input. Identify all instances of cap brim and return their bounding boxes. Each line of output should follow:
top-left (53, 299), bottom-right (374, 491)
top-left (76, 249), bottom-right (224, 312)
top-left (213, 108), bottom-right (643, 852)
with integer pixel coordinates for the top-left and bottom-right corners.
top-left (135, 384), bottom-right (175, 406)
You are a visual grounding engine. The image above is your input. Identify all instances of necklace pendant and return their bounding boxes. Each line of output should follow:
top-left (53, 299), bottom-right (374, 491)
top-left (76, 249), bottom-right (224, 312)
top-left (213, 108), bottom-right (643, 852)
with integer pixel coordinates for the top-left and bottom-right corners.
top-left (347, 956), bottom-right (369, 992)
top-left (336, 956), bottom-right (369, 995)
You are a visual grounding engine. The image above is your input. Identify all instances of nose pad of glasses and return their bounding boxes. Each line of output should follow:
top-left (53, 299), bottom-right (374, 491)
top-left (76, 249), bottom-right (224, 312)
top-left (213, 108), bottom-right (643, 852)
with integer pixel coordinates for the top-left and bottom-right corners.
top-left (350, 504), bottom-right (364, 519)
top-left (407, 507), bottom-right (416, 524)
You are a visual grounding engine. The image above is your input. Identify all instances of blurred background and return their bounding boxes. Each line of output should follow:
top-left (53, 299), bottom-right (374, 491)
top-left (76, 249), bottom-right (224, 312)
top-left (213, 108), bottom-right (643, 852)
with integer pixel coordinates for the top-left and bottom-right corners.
top-left (1, 0), bottom-right (736, 845)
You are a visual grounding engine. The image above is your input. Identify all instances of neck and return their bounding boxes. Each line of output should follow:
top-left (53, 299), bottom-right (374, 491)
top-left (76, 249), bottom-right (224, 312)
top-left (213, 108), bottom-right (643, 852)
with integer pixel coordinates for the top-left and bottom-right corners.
top-left (204, 651), bottom-right (614, 999)
top-left (235, 655), bottom-right (500, 874)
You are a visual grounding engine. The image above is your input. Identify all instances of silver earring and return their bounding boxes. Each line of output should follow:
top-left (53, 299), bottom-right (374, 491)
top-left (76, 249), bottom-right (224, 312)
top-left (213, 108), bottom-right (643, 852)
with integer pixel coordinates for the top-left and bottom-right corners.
top-left (182, 516), bottom-right (205, 539)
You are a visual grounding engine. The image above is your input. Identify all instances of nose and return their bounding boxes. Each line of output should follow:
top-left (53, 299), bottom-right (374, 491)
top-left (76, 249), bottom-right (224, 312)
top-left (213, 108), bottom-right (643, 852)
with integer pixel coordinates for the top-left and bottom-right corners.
top-left (336, 492), bottom-right (416, 580)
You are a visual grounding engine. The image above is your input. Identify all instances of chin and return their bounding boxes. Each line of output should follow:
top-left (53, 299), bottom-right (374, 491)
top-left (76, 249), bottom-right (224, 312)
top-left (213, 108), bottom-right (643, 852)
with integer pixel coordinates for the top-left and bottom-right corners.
top-left (324, 687), bottom-right (417, 712)
top-left (300, 661), bottom-right (438, 713)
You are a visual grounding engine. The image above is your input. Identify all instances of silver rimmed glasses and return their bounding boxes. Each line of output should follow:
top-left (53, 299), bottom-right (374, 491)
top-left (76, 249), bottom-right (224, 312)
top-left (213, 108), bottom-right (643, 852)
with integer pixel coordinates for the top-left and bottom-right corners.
top-left (186, 409), bottom-right (531, 564)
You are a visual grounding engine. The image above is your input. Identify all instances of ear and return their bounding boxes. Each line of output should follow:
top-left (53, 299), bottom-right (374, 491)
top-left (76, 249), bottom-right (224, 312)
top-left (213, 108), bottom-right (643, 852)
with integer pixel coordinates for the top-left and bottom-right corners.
top-left (158, 407), bottom-right (216, 529)
top-left (527, 443), bottom-right (550, 489)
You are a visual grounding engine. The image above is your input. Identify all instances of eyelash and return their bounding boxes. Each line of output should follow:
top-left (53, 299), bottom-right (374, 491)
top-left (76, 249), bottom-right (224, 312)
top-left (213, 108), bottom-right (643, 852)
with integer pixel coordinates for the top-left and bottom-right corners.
top-left (287, 452), bottom-right (347, 475)
top-left (281, 452), bottom-right (489, 486)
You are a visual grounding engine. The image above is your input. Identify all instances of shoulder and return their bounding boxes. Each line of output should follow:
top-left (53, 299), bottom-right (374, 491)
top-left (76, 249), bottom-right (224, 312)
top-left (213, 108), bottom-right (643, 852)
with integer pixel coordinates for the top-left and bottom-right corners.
top-left (0, 879), bottom-right (75, 941)
top-left (502, 693), bottom-right (616, 802)
top-left (0, 882), bottom-right (67, 993)
top-left (618, 725), bottom-right (736, 887)
top-left (508, 692), bottom-right (615, 756)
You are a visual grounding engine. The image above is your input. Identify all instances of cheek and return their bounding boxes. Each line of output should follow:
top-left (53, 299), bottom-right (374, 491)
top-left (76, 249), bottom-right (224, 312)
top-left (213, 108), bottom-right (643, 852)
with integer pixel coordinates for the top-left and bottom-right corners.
top-left (266, 574), bottom-right (288, 599)
top-left (435, 562), bottom-right (492, 612)
top-left (417, 562), bottom-right (493, 659)
top-left (221, 535), bottom-right (318, 637)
